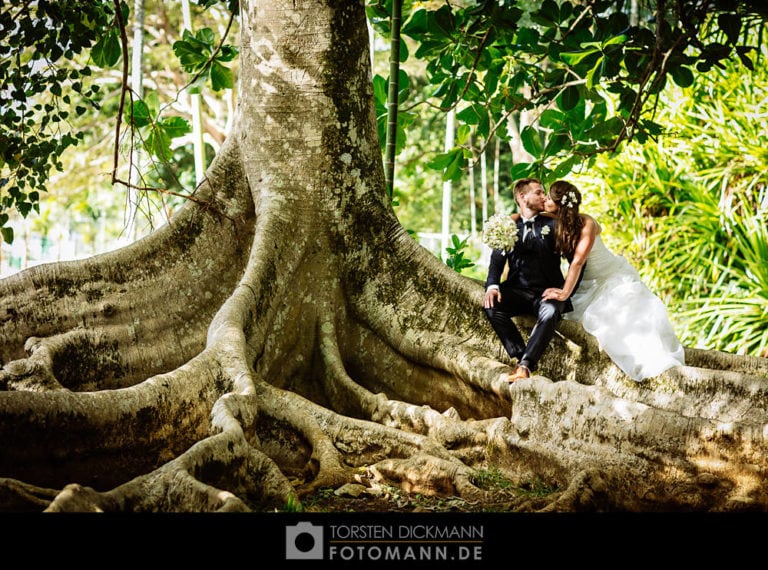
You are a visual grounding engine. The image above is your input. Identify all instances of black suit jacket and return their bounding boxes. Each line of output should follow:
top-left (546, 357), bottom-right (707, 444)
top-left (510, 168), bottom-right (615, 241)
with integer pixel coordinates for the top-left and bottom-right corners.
top-left (485, 215), bottom-right (574, 313)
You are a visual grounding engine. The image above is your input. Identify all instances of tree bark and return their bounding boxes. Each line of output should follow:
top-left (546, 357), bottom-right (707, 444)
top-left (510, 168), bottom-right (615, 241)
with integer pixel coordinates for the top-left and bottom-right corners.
top-left (0, 0), bottom-right (767, 513)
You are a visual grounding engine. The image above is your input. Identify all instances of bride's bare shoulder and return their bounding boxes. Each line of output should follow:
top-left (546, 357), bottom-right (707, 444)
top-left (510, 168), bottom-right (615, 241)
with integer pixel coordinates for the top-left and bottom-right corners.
top-left (580, 213), bottom-right (602, 234)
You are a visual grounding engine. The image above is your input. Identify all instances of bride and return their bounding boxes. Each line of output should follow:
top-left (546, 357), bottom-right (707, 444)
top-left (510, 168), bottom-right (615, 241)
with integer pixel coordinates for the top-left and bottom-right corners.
top-left (539, 180), bottom-right (685, 381)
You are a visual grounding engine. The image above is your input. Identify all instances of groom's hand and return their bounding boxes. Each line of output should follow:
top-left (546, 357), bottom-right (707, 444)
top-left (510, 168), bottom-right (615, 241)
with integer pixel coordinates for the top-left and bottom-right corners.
top-left (483, 289), bottom-right (501, 308)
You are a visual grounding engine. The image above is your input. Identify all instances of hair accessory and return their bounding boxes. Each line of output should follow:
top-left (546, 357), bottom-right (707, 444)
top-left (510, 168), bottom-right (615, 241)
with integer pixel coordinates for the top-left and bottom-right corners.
top-left (560, 191), bottom-right (579, 208)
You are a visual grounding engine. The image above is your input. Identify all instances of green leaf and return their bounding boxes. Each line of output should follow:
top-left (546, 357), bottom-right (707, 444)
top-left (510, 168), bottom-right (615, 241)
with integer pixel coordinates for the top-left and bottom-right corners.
top-left (550, 155), bottom-right (578, 180)
top-left (1, 226), bottom-right (13, 244)
top-left (516, 27), bottom-right (540, 48)
top-left (444, 233), bottom-right (474, 273)
top-left (181, 28), bottom-right (210, 50)
top-left (144, 90), bottom-right (160, 117)
top-left (585, 56), bottom-right (604, 89)
top-left (438, 81), bottom-right (460, 110)
top-left (215, 45), bottom-right (238, 63)
top-left (455, 124), bottom-right (471, 146)
top-left (366, 0), bottom-right (390, 26)
top-left (145, 127), bottom-right (173, 162)
top-left (638, 118), bottom-right (664, 136)
top-left (539, 108), bottom-right (565, 129)
top-left (91, 29), bottom-right (121, 68)
top-left (560, 48), bottom-right (599, 66)
top-left (520, 126), bottom-right (543, 157)
top-left (196, 28), bottom-right (216, 47)
top-left (543, 132), bottom-right (570, 157)
top-left (173, 39), bottom-right (209, 73)
top-left (444, 149), bottom-right (465, 181)
top-left (431, 6), bottom-right (455, 38)
top-left (534, 0), bottom-right (559, 24)
top-left (584, 116), bottom-right (624, 141)
top-left (373, 74), bottom-right (388, 106)
top-left (464, 79), bottom-right (483, 102)
top-left (210, 60), bottom-right (233, 91)
top-left (376, 114), bottom-right (387, 151)
top-left (510, 162), bottom-right (534, 181)
top-left (456, 104), bottom-right (481, 125)
top-left (484, 66), bottom-right (500, 96)
top-left (396, 69), bottom-right (410, 104)
top-left (718, 13), bottom-right (741, 45)
top-left (428, 148), bottom-right (464, 181)
top-left (670, 65), bottom-right (694, 88)
top-left (398, 38), bottom-right (409, 63)
top-left (558, 86), bottom-right (580, 111)
top-left (128, 99), bottom-right (152, 128)
top-left (159, 116), bottom-right (191, 139)
top-left (602, 33), bottom-right (628, 47)
top-left (427, 151), bottom-right (456, 171)
top-left (477, 112), bottom-right (490, 140)
top-left (402, 8), bottom-right (429, 36)
top-left (736, 46), bottom-right (755, 71)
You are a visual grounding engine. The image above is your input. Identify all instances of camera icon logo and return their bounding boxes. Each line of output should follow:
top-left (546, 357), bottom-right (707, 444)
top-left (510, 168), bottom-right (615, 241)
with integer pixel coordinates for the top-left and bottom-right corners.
top-left (285, 522), bottom-right (324, 560)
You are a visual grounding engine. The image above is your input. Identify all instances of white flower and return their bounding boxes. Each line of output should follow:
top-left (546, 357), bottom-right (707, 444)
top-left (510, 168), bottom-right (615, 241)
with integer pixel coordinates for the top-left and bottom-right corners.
top-left (561, 191), bottom-right (579, 208)
top-left (541, 225), bottom-right (550, 236)
top-left (482, 214), bottom-right (519, 252)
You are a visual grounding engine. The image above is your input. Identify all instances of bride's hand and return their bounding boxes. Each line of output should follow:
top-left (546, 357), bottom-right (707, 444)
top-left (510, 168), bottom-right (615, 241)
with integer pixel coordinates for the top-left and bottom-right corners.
top-left (542, 287), bottom-right (567, 301)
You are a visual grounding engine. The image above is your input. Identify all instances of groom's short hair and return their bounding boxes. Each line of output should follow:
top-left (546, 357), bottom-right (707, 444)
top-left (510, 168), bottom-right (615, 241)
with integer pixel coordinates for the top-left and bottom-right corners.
top-left (513, 178), bottom-right (542, 204)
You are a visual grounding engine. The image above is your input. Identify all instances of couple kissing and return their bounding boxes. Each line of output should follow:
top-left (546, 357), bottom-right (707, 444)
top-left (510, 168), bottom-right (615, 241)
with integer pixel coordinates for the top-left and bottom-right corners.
top-left (482, 178), bottom-right (685, 383)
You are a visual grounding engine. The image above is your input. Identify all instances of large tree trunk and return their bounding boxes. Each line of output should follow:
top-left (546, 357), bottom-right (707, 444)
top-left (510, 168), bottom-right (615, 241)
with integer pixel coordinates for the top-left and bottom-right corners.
top-left (0, 0), bottom-right (766, 514)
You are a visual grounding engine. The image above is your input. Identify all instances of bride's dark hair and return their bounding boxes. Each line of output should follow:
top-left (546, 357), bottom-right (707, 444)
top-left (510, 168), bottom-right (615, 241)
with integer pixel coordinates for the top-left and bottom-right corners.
top-left (549, 180), bottom-right (583, 261)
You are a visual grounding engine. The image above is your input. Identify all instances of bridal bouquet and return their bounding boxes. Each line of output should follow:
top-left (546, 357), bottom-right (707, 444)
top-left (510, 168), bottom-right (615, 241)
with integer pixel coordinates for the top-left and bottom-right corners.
top-left (482, 213), bottom-right (518, 252)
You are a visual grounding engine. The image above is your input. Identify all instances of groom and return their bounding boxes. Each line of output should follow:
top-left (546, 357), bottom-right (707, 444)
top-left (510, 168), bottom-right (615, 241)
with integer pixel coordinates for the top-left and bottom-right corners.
top-left (482, 178), bottom-right (572, 383)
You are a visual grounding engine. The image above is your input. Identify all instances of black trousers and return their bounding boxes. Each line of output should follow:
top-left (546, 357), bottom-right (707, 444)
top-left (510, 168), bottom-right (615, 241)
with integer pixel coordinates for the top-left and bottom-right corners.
top-left (484, 285), bottom-right (566, 372)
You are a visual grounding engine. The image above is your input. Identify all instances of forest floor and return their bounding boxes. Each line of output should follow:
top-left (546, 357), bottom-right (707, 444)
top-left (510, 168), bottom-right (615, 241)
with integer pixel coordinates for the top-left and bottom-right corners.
top-left (297, 469), bottom-right (559, 513)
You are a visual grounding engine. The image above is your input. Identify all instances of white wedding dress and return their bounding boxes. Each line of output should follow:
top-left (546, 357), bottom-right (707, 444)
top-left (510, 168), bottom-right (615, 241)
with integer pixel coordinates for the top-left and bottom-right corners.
top-left (565, 233), bottom-right (685, 381)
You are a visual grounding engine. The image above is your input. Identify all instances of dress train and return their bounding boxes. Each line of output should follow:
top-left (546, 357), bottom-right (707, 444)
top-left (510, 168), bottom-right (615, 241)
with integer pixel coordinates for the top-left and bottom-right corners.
top-left (566, 234), bottom-right (685, 381)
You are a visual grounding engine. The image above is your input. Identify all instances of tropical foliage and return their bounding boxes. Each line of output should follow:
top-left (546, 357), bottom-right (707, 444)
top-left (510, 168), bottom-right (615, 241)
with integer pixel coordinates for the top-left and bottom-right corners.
top-left (368, 0), bottom-right (767, 185)
top-left (0, 1), bottom-right (114, 243)
top-left (0, 0), bottom-right (238, 246)
top-left (570, 40), bottom-right (768, 356)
